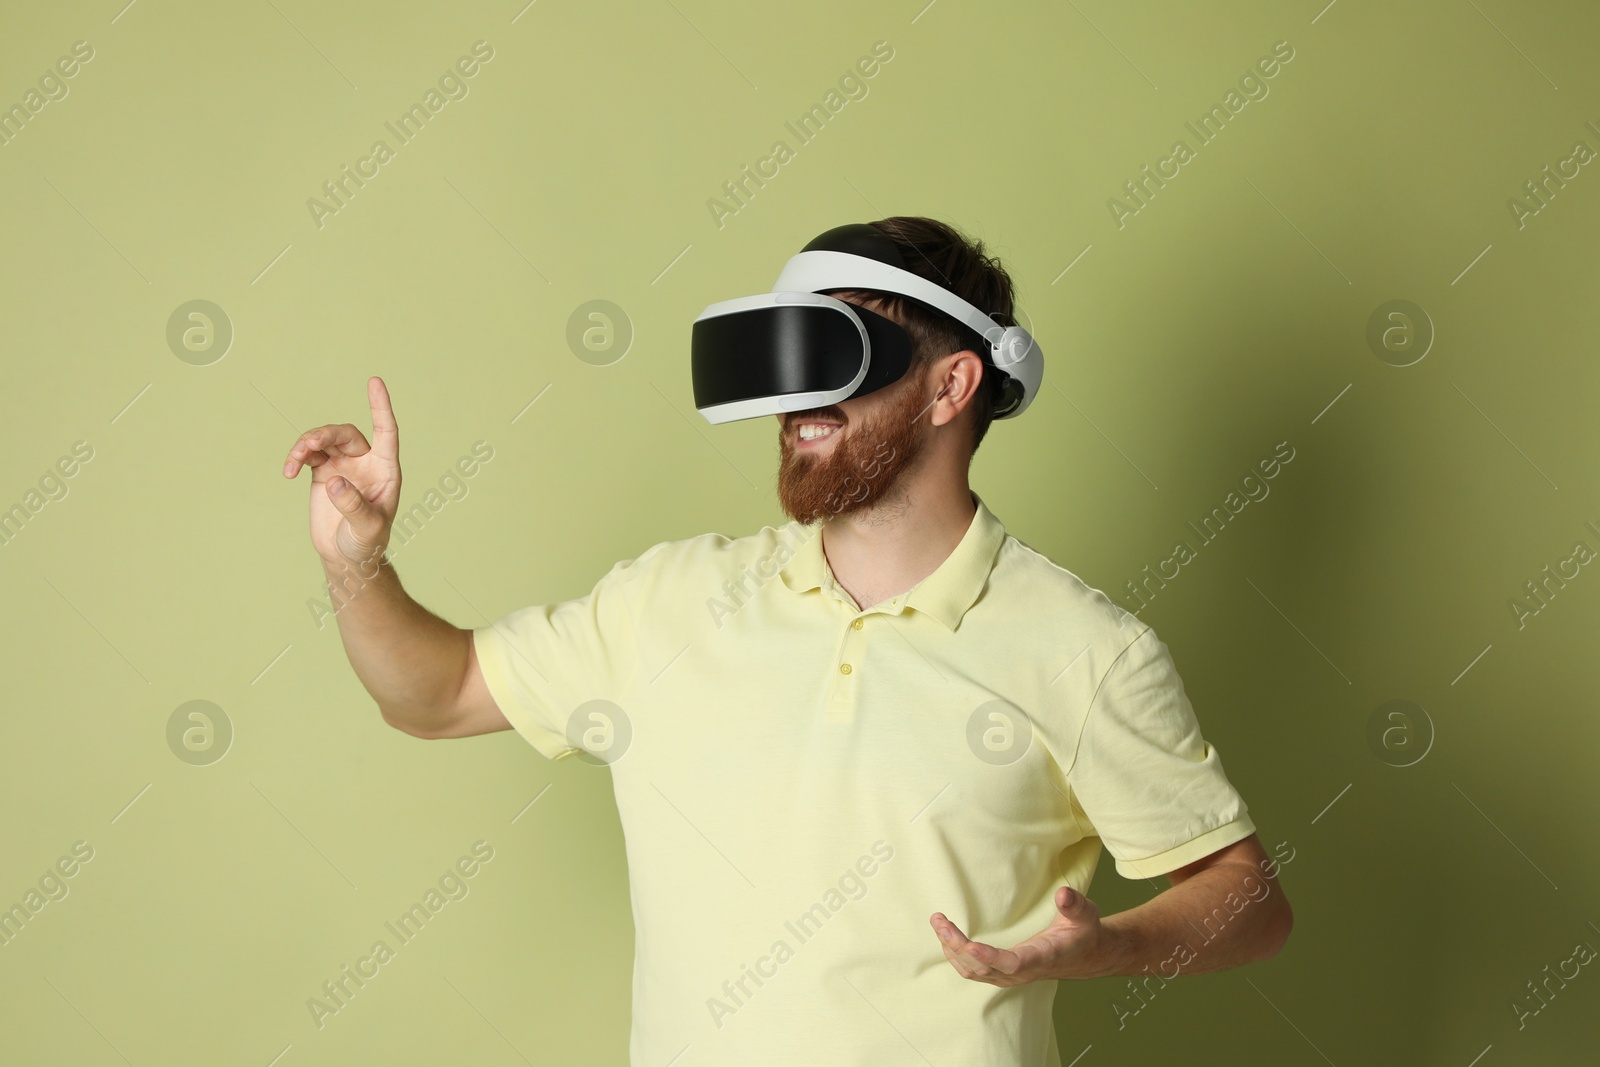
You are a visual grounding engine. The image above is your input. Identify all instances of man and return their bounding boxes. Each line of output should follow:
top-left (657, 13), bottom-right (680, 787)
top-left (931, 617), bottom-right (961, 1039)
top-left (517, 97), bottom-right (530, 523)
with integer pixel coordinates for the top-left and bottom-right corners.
top-left (282, 216), bottom-right (1292, 1065)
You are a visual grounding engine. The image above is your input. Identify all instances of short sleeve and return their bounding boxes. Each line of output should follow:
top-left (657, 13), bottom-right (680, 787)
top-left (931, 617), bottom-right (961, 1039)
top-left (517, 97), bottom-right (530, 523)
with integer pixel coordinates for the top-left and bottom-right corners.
top-left (471, 549), bottom-right (654, 761)
top-left (1065, 626), bottom-right (1255, 879)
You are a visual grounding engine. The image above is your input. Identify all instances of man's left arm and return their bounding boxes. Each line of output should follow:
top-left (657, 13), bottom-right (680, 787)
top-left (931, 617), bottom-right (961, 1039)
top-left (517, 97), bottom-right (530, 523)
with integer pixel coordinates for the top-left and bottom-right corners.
top-left (931, 831), bottom-right (1293, 985)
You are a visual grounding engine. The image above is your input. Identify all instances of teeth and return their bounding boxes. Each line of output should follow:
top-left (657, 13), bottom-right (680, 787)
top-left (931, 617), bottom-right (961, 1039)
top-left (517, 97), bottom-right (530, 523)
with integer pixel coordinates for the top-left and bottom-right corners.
top-left (798, 423), bottom-right (839, 441)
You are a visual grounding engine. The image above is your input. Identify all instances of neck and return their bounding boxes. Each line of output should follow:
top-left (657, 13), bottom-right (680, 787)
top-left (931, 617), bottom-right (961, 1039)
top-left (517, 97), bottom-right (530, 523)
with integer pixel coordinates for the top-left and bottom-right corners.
top-left (820, 480), bottom-right (978, 610)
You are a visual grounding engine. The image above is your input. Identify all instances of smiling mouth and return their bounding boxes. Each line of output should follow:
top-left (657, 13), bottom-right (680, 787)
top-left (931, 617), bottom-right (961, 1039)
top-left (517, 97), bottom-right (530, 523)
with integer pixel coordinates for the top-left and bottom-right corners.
top-left (796, 424), bottom-right (841, 442)
top-left (787, 418), bottom-right (845, 450)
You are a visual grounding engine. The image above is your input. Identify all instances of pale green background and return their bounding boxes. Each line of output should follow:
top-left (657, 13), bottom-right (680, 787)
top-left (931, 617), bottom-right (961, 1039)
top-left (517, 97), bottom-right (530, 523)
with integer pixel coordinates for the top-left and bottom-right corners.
top-left (1, 0), bottom-right (1596, 1064)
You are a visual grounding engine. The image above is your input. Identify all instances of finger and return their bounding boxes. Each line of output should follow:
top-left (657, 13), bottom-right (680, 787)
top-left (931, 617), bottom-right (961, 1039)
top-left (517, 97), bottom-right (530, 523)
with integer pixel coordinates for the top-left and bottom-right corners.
top-left (325, 474), bottom-right (384, 551)
top-left (283, 439), bottom-right (329, 478)
top-left (958, 938), bottom-right (1019, 976)
top-left (932, 916), bottom-right (995, 969)
top-left (932, 913), bottom-right (985, 954)
top-left (368, 376), bottom-right (399, 462)
top-left (985, 944), bottom-right (1024, 975)
top-left (930, 913), bottom-right (969, 948)
top-left (931, 914), bottom-right (976, 977)
top-left (931, 914), bottom-right (1021, 978)
top-left (284, 425), bottom-right (331, 476)
top-left (284, 425), bottom-right (366, 476)
top-left (940, 944), bottom-right (977, 980)
top-left (942, 940), bottom-right (1002, 983)
top-left (302, 424), bottom-right (372, 461)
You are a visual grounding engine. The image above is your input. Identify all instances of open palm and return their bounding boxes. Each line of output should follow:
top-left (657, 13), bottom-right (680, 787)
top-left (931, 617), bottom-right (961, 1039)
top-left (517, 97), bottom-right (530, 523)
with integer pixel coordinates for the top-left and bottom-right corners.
top-left (930, 885), bottom-right (1105, 986)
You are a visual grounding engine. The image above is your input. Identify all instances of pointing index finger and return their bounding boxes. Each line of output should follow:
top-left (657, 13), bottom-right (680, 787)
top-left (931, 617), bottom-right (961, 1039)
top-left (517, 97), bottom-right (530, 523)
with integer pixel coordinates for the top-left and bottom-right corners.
top-left (368, 375), bottom-right (399, 462)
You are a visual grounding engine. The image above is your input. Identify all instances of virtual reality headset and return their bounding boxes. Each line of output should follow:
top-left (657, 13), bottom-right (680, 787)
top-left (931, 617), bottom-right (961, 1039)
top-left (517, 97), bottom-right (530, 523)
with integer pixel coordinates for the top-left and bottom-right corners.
top-left (691, 223), bottom-right (1044, 425)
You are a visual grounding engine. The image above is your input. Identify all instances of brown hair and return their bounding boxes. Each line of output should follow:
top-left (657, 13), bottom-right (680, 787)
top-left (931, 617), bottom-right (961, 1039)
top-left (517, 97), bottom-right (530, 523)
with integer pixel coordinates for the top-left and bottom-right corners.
top-left (826, 216), bottom-right (1019, 457)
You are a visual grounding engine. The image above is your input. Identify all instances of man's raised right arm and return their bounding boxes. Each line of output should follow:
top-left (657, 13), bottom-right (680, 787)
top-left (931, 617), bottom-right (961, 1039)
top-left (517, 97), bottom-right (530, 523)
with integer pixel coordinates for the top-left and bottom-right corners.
top-left (316, 555), bottom-right (509, 739)
top-left (283, 376), bottom-right (510, 740)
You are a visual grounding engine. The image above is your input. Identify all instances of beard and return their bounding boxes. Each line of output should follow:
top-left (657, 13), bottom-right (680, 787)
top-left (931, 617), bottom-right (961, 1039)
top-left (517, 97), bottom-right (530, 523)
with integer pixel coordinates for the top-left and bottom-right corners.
top-left (776, 377), bottom-right (934, 526)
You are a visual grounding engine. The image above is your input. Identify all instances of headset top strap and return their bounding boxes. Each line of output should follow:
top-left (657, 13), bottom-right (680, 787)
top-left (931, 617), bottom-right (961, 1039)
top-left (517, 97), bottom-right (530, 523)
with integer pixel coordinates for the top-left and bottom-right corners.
top-left (772, 250), bottom-right (1021, 357)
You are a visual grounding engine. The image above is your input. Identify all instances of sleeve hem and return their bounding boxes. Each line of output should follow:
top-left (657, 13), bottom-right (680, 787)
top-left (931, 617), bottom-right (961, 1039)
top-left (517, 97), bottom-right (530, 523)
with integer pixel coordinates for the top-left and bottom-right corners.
top-left (1113, 813), bottom-right (1257, 880)
top-left (471, 623), bottom-right (580, 762)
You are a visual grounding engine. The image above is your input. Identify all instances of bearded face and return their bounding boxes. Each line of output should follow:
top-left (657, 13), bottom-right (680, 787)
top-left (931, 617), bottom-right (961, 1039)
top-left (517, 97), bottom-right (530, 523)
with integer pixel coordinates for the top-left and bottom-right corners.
top-left (775, 364), bottom-right (940, 526)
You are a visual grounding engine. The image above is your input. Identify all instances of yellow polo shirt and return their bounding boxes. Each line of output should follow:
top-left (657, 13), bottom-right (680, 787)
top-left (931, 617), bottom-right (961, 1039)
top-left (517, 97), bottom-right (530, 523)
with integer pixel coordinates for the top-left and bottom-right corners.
top-left (472, 491), bottom-right (1255, 1066)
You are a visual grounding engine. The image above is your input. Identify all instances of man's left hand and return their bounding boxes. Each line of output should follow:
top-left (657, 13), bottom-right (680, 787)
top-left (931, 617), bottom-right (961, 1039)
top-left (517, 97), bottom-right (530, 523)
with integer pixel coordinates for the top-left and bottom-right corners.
top-left (930, 885), bottom-right (1111, 985)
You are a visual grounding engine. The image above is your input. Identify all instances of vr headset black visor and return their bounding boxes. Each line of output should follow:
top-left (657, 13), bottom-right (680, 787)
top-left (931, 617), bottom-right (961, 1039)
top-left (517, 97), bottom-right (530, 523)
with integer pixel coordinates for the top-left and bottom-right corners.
top-left (690, 293), bottom-right (913, 423)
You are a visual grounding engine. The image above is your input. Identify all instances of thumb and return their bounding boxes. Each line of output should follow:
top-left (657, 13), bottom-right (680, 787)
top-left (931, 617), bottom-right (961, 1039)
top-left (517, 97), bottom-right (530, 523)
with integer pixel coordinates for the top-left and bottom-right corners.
top-left (326, 474), bottom-right (363, 510)
top-left (1056, 885), bottom-right (1091, 920)
top-left (326, 476), bottom-right (385, 545)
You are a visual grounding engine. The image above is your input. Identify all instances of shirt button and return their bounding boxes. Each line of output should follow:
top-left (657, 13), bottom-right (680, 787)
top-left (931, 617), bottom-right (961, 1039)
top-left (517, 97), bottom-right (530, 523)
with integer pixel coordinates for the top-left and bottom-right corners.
top-left (839, 663), bottom-right (853, 675)
top-left (852, 618), bottom-right (864, 630)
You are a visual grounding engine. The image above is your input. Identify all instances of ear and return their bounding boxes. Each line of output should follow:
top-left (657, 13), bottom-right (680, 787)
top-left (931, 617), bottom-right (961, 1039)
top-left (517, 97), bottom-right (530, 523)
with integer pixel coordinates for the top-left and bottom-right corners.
top-left (928, 350), bottom-right (987, 429)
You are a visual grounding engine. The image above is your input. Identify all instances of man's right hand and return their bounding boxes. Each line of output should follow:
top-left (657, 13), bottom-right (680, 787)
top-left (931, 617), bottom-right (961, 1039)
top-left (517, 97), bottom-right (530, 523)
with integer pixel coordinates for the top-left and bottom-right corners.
top-left (282, 376), bottom-right (402, 569)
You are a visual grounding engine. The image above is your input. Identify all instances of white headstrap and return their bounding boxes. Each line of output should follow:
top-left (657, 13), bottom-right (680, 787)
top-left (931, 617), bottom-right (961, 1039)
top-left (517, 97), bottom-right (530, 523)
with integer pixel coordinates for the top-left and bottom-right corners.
top-left (773, 251), bottom-right (1008, 353)
top-left (771, 249), bottom-right (1044, 417)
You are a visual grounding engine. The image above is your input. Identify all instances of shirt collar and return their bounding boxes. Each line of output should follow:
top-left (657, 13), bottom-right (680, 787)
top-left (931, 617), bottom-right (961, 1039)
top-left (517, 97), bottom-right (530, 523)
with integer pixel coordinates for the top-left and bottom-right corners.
top-left (777, 491), bottom-right (1006, 631)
